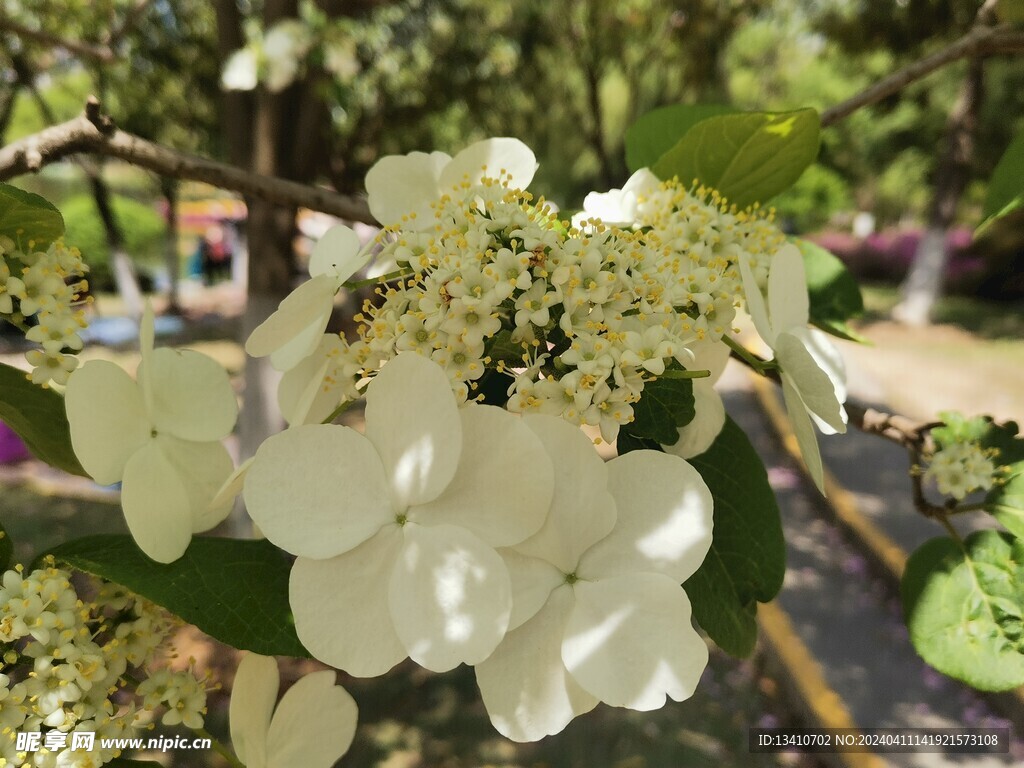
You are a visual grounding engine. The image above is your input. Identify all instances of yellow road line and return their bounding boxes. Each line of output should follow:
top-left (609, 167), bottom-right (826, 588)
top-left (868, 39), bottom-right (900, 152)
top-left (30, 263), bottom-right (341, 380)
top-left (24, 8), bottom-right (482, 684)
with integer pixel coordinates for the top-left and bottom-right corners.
top-left (751, 375), bottom-right (906, 578)
top-left (750, 372), bottom-right (1024, 721)
top-left (759, 601), bottom-right (888, 768)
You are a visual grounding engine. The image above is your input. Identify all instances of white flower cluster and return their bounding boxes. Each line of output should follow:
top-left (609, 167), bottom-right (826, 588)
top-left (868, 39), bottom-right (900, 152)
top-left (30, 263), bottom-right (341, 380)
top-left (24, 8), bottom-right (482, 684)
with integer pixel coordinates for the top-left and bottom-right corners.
top-left (244, 352), bottom-right (714, 741)
top-left (579, 169), bottom-right (848, 490)
top-left (924, 441), bottom-right (999, 501)
top-left (255, 141), bottom-right (792, 448)
top-left (0, 236), bottom-right (89, 386)
top-left (230, 139), bottom-right (851, 742)
top-left (0, 565), bottom-right (208, 767)
top-left (576, 168), bottom-right (787, 336)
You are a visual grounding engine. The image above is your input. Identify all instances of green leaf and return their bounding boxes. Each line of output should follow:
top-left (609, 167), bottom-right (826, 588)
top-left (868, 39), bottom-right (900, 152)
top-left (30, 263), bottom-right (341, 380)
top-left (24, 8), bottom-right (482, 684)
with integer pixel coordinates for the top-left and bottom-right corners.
top-left (683, 417), bottom-right (785, 656)
top-left (0, 362), bottom-right (86, 476)
top-left (980, 129), bottom-right (1024, 227)
top-left (0, 521), bottom-right (12, 572)
top-left (980, 421), bottom-right (1024, 539)
top-left (48, 535), bottom-right (310, 658)
top-left (623, 377), bottom-right (695, 445)
top-left (902, 531), bottom-right (1024, 691)
top-left (652, 109), bottom-right (821, 209)
top-left (476, 369), bottom-right (515, 407)
top-left (625, 104), bottom-right (735, 173)
top-left (0, 183), bottom-right (65, 250)
top-left (990, 469), bottom-right (1024, 541)
top-left (931, 411), bottom-right (993, 447)
top-left (793, 238), bottom-right (865, 341)
top-left (615, 431), bottom-right (660, 455)
top-left (485, 328), bottom-right (526, 366)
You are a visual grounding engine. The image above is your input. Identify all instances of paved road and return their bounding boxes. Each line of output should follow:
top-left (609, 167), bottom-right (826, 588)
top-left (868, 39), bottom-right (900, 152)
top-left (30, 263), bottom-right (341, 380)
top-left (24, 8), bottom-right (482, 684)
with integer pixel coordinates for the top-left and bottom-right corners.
top-left (716, 361), bottom-right (1023, 768)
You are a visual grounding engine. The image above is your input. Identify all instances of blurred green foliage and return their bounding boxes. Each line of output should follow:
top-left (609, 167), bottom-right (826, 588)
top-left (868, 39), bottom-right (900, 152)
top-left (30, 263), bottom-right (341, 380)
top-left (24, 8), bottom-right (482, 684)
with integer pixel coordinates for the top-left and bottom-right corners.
top-left (771, 164), bottom-right (853, 232)
top-left (60, 194), bottom-right (165, 290)
top-left (3, 0), bottom-right (1024, 229)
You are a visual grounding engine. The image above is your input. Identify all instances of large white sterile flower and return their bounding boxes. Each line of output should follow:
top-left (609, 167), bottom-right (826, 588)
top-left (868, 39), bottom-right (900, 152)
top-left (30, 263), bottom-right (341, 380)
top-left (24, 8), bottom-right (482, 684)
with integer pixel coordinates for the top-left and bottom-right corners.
top-left (246, 225), bottom-right (370, 371)
top-left (475, 416), bottom-right (713, 742)
top-left (571, 168), bottom-right (660, 228)
top-left (739, 244), bottom-right (847, 492)
top-left (244, 353), bottom-right (555, 676)
top-left (364, 138), bottom-right (537, 227)
top-left (65, 306), bottom-right (238, 563)
top-left (229, 654), bottom-right (357, 768)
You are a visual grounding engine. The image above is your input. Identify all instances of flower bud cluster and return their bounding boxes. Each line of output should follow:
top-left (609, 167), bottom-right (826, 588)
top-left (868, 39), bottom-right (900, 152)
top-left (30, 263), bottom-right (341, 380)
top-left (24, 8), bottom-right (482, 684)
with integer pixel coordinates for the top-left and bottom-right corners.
top-left (1, 564), bottom-right (208, 767)
top-left (924, 440), bottom-right (999, 501)
top-left (0, 236), bottom-right (89, 386)
top-left (624, 180), bottom-right (787, 321)
top-left (306, 176), bottom-right (783, 443)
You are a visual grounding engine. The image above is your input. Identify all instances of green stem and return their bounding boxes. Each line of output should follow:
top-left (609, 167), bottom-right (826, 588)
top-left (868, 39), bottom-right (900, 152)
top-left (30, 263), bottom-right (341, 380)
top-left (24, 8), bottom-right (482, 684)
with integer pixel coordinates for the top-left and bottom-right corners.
top-left (658, 368), bottom-right (711, 380)
top-left (723, 335), bottom-right (777, 374)
top-left (194, 727), bottom-right (245, 768)
top-left (321, 398), bottom-right (356, 425)
top-left (936, 512), bottom-right (965, 545)
top-left (949, 502), bottom-right (989, 515)
top-left (342, 267), bottom-right (413, 291)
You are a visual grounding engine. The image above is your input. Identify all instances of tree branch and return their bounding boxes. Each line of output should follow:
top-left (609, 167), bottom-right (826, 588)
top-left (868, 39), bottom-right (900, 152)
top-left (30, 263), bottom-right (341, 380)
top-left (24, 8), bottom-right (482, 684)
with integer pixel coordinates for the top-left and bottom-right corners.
top-left (0, 17), bottom-right (116, 63)
top-left (841, 402), bottom-right (971, 521)
top-left (821, 24), bottom-right (1024, 127)
top-left (0, 99), bottom-right (376, 224)
top-left (736, 346), bottom-right (959, 519)
top-left (108, 0), bottom-right (154, 47)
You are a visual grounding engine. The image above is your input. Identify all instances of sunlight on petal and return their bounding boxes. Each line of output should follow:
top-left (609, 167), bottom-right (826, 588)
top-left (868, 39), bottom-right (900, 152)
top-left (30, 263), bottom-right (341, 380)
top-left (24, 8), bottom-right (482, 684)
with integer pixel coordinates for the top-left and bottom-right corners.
top-left (563, 575), bottom-right (708, 711)
top-left (475, 586), bottom-right (598, 743)
top-left (581, 450), bottom-right (712, 583)
top-left (390, 524), bottom-right (510, 672)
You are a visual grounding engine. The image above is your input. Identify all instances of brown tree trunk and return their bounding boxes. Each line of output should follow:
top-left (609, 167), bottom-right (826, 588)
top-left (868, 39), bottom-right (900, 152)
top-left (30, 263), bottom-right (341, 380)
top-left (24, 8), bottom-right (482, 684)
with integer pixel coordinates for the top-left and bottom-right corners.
top-left (160, 177), bottom-right (181, 314)
top-left (214, 0), bottom-right (336, 496)
top-left (894, 57), bottom-right (984, 325)
top-left (213, 0), bottom-right (254, 169)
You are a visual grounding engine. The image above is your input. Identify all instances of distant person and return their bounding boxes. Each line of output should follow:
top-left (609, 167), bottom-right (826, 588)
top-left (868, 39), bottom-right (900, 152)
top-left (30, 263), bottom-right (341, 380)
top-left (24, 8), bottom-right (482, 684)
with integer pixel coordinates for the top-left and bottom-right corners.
top-left (202, 223), bottom-right (233, 285)
top-left (188, 236), bottom-right (205, 280)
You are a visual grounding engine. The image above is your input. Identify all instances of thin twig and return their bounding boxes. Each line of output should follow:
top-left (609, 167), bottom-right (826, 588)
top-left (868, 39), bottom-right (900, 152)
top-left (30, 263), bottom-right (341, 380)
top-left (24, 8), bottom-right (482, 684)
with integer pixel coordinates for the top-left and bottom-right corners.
top-left (108, 0), bottom-right (154, 47)
top-left (0, 99), bottom-right (376, 224)
top-left (821, 23), bottom-right (1024, 127)
top-left (844, 402), bottom-right (976, 522)
top-left (0, 17), bottom-right (116, 63)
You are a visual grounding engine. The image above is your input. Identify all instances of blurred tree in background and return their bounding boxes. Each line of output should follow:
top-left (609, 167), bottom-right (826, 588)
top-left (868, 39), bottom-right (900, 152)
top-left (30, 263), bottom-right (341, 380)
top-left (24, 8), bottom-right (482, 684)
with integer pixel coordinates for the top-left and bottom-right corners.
top-left (2, 0), bottom-right (1022, 315)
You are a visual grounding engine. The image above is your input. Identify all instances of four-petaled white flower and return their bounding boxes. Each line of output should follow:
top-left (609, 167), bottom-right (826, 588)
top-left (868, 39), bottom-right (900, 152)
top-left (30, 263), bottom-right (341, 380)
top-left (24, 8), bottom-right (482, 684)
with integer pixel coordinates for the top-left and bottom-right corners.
top-left (229, 653), bottom-right (357, 768)
top-left (475, 416), bottom-right (714, 742)
top-left (65, 306), bottom-right (238, 563)
top-left (739, 244), bottom-right (848, 492)
top-left (246, 224), bottom-right (370, 371)
top-left (364, 138), bottom-right (538, 228)
top-left (244, 352), bottom-right (555, 676)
